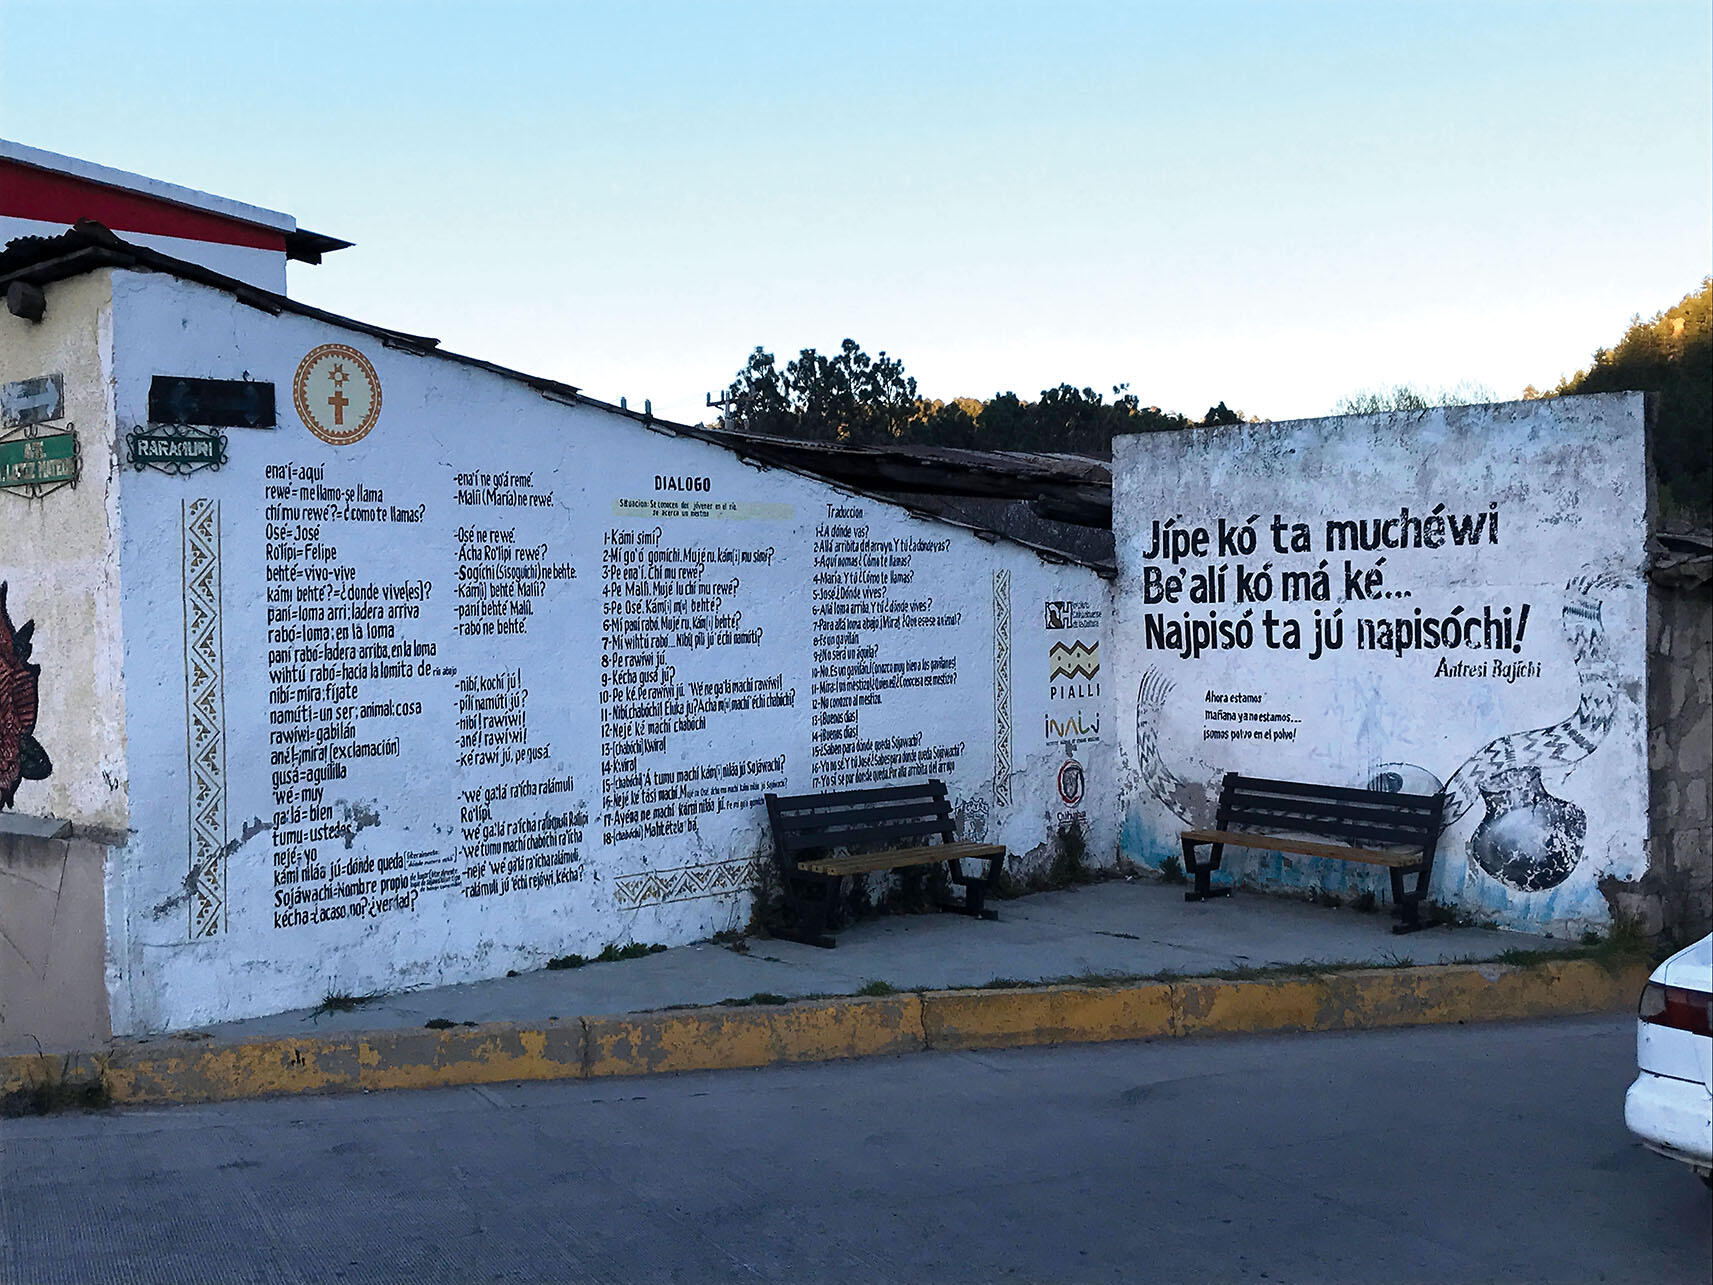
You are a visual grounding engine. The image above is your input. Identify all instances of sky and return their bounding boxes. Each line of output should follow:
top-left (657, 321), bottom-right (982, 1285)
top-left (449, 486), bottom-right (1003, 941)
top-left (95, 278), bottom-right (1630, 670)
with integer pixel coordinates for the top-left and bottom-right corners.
top-left (2, 0), bottom-right (1708, 426)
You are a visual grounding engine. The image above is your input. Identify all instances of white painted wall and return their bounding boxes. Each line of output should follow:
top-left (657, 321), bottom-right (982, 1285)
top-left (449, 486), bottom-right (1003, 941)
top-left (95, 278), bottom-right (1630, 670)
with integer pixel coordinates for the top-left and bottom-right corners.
top-left (0, 271), bottom-right (128, 836)
top-left (97, 269), bottom-right (1114, 1033)
top-left (1112, 397), bottom-right (1650, 937)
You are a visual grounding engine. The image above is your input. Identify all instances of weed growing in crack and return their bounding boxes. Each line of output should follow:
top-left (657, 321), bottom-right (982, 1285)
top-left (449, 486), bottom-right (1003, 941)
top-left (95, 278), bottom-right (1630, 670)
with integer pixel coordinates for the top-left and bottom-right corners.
top-left (0, 1054), bottom-right (111, 1117)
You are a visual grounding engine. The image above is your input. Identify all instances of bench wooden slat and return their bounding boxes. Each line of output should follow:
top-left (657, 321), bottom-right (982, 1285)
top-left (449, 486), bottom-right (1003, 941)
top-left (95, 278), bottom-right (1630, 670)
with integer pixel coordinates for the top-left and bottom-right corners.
top-left (778, 816), bottom-right (958, 853)
top-left (1232, 775), bottom-right (1441, 808)
top-left (1218, 806), bottom-right (1432, 847)
top-left (1224, 793), bottom-right (1439, 824)
top-left (1180, 828), bottom-right (1425, 869)
top-left (772, 799), bottom-right (952, 836)
top-left (798, 841), bottom-right (1007, 877)
top-left (772, 782), bottom-right (946, 811)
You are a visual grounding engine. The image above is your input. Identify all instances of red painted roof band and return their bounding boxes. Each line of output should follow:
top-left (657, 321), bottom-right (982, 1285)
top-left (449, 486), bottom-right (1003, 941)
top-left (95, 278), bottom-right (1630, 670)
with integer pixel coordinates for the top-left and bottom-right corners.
top-left (0, 159), bottom-right (286, 252)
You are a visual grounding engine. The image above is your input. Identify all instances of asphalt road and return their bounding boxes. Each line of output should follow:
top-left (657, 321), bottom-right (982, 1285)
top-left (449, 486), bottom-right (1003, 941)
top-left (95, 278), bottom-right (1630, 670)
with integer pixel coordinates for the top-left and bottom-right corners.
top-left (2, 1015), bottom-right (1707, 1283)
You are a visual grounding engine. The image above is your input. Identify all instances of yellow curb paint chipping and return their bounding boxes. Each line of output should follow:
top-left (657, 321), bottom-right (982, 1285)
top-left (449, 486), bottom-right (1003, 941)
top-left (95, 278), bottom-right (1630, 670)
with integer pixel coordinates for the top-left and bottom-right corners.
top-left (0, 959), bottom-right (1649, 1105)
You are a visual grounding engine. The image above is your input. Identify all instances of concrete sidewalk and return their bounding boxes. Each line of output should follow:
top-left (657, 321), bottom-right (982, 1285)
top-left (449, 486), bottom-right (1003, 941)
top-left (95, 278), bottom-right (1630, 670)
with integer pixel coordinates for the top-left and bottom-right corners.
top-left (1, 879), bottom-right (1648, 1105)
top-left (203, 877), bottom-right (1560, 1042)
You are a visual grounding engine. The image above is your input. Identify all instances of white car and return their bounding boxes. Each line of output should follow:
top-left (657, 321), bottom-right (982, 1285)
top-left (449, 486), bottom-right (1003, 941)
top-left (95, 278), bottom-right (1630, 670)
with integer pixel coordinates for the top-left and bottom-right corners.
top-left (1625, 933), bottom-right (1713, 1186)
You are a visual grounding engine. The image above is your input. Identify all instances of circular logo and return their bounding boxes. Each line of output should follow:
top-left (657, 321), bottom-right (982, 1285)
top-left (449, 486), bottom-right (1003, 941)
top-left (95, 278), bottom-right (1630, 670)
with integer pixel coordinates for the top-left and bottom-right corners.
top-left (1057, 758), bottom-right (1086, 807)
top-left (294, 343), bottom-right (381, 445)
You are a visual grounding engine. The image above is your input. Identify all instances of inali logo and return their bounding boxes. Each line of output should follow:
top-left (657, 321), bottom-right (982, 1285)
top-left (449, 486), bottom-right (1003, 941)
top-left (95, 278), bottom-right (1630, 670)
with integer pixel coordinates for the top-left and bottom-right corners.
top-left (1046, 713), bottom-right (1099, 741)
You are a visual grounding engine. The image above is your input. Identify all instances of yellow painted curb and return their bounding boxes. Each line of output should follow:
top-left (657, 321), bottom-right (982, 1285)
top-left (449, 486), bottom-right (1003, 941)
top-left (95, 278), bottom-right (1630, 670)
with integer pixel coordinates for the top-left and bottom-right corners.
top-left (1169, 959), bottom-right (1651, 1037)
top-left (585, 994), bottom-right (923, 1078)
top-left (921, 982), bottom-right (1175, 1050)
top-left (0, 958), bottom-right (1649, 1106)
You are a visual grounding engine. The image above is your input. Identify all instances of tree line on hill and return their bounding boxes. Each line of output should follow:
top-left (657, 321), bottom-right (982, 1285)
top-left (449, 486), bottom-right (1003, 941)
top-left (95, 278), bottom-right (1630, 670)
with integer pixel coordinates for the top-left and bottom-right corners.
top-left (713, 277), bottom-right (1710, 517)
top-left (713, 340), bottom-right (1243, 457)
top-left (1530, 277), bottom-right (1710, 520)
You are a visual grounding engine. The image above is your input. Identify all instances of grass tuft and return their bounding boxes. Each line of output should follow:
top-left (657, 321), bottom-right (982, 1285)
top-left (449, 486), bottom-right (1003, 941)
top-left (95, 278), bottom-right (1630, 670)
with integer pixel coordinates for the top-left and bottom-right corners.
top-left (546, 942), bottom-right (668, 971)
top-left (0, 1056), bottom-right (111, 1117)
top-left (315, 990), bottom-right (377, 1014)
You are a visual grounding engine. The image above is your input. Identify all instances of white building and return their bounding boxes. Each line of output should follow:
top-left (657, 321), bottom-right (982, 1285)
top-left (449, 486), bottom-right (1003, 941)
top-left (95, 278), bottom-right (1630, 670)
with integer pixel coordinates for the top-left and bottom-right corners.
top-left (1, 166), bottom-right (1114, 1048)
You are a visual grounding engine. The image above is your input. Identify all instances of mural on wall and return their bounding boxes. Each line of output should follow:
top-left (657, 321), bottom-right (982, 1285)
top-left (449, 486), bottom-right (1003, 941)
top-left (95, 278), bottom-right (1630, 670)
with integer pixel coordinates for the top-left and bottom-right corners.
top-left (1131, 565), bottom-right (1622, 891)
top-left (1113, 397), bottom-right (1649, 932)
top-left (0, 582), bottom-right (52, 809)
top-left (1045, 597), bottom-right (1103, 825)
top-left (72, 269), bottom-right (1116, 1034)
top-left (1441, 568), bottom-right (1623, 890)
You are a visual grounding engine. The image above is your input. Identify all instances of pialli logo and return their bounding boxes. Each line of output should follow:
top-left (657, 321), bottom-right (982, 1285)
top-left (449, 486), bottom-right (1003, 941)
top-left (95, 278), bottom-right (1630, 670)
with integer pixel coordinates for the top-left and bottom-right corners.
top-left (1049, 640), bottom-right (1099, 680)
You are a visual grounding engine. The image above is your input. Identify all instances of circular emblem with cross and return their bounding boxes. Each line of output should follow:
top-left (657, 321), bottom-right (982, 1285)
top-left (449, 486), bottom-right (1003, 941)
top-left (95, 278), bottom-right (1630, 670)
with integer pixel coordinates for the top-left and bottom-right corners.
top-left (294, 343), bottom-right (381, 446)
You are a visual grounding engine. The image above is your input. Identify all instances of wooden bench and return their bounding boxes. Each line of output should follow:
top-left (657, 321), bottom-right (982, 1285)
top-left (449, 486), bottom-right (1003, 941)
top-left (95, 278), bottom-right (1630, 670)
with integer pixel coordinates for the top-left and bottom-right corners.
top-left (1180, 772), bottom-right (1447, 934)
top-left (765, 780), bottom-right (1006, 948)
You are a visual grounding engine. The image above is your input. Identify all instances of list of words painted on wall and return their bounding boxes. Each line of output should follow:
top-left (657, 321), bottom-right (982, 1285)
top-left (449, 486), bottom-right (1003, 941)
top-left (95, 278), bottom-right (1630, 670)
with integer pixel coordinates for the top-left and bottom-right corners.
top-left (599, 509), bottom-right (792, 846)
top-left (809, 502), bottom-right (966, 790)
top-left (454, 471), bottom-right (586, 900)
top-left (264, 460), bottom-right (448, 929)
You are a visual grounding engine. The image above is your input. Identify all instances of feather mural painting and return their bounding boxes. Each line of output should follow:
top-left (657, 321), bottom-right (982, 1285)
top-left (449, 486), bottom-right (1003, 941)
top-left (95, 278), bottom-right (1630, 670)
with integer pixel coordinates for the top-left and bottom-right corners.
top-left (0, 582), bottom-right (52, 809)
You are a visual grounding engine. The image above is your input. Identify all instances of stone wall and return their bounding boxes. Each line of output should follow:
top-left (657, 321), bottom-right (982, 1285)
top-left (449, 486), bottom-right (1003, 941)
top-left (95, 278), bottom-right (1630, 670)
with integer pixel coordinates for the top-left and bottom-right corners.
top-left (1604, 532), bottom-right (1712, 946)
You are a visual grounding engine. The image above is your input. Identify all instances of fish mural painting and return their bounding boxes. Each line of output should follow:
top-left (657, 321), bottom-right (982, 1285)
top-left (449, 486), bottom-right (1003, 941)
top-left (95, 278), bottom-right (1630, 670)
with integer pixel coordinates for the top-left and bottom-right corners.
top-left (0, 581), bottom-right (52, 809)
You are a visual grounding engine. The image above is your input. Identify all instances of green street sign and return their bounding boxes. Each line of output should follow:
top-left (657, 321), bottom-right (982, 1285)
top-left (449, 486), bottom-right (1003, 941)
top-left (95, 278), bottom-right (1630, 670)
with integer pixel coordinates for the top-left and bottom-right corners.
top-left (127, 427), bottom-right (227, 475)
top-left (0, 431), bottom-right (78, 494)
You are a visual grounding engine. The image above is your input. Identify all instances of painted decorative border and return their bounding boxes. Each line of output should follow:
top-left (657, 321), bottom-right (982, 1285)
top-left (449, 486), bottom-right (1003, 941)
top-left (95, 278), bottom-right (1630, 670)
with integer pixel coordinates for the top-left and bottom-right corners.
top-left (993, 569), bottom-right (1012, 807)
top-left (613, 857), bottom-right (762, 909)
top-left (182, 498), bottom-right (228, 938)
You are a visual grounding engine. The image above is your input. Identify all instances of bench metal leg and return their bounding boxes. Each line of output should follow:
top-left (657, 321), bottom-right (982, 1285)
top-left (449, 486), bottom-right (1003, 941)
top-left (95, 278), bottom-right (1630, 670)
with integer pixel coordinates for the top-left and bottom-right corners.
top-left (1389, 867), bottom-right (1430, 934)
top-left (779, 874), bottom-right (840, 948)
top-left (1182, 838), bottom-right (1231, 902)
top-left (940, 854), bottom-right (1003, 920)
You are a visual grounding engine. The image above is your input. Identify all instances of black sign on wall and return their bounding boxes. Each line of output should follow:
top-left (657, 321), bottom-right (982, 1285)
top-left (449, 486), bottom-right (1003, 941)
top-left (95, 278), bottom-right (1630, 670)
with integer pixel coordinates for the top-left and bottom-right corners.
top-left (148, 377), bottom-right (275, 429)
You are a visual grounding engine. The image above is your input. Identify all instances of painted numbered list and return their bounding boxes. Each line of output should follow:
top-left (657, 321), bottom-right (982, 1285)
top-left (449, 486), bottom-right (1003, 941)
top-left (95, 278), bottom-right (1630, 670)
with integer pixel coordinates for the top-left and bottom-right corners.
top-left (809, 501), bottom-right (966, 790)
top-left (599, 490), bottom-right (795, 847)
